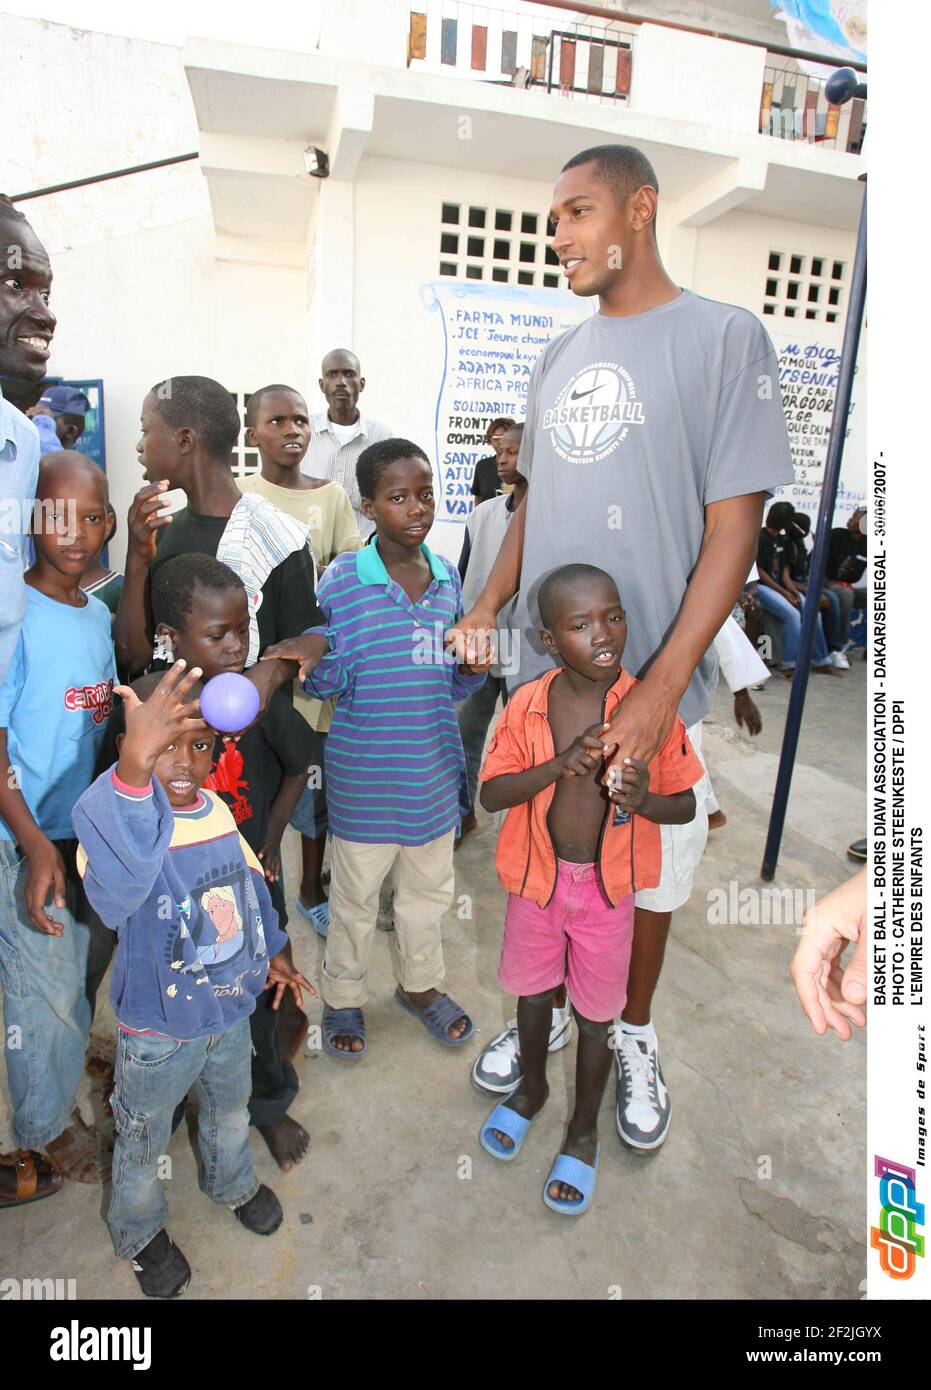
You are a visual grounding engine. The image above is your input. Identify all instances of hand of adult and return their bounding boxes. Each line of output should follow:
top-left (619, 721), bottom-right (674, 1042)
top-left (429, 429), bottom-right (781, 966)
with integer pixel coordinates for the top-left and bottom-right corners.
top-left (790, 867), bottom-right (867, 1040)
top-left (445, 605), bottom-right (498, 670)
top-left (733, 690), bottom-right (762, 736)
top-left (600, 679), bottom-right (679, 779)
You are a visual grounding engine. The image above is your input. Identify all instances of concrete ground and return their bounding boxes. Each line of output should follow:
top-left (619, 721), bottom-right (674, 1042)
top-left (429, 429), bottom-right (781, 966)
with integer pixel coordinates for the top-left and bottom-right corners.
top-left (1, 656), bottom-right (867, 1300)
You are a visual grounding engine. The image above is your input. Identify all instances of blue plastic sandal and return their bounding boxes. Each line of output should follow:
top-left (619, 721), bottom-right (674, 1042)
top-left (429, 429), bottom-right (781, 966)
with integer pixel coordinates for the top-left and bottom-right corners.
top-left (542, 1145), bottom-right (601, 1216)
top-left (480, 1101), bottom-right (532, 1161)
top-left (394, 988), bottom-right (475, 1047)
top-left (322, 1005), bottom-right (366, 1060)
top-left (295, 898), bottom-right (329, 938)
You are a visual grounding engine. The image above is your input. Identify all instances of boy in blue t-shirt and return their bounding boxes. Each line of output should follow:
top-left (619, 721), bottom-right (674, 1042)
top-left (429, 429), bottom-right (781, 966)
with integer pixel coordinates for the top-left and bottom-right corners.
top-left (73, 660), bottom-right (312, 1298)
top-left (0, 451), bottom-right (115, 1184)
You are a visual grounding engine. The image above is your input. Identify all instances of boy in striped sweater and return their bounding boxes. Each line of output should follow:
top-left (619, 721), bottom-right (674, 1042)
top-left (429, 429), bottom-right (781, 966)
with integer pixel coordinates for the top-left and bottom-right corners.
top-left (264, 439), bottom-right (488, 1060)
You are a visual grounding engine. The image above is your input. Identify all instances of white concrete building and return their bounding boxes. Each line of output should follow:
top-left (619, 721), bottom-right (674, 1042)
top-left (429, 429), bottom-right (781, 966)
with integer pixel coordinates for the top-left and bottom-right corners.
top-left (4, 0), bottom-right (866, 564)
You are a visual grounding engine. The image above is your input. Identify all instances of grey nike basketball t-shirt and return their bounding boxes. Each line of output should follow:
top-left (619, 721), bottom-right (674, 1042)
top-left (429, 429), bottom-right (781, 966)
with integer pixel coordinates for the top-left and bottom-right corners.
top-left (510, 289), bottom-right (795, 726)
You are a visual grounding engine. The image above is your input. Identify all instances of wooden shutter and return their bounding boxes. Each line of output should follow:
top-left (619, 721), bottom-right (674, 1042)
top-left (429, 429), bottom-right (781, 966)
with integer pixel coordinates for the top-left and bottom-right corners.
top-left (408, 12), bottom-right (426, 63)
top-left (615, 46), bottom-right (632, 96)
top-left (587, 41), bottom-right (604, 94)
top-left (530, 35), bottom-right (547, 82)
top-left (501, 30), bottom-right (517, 75)
top-left (759, 80), bottom-right (774, 132)
top-left (441, 17), bottom-right (457, 66)
top-left (846, 96), bottom-right (865, 152)
top-left (471, 25), bottom-right (487, 71)
top-left (824, 102), bottom-right (840, 143)
top-left (559, 38), bottom-right (576, 90)
top-left (804, 87), bottom-right (818, 141)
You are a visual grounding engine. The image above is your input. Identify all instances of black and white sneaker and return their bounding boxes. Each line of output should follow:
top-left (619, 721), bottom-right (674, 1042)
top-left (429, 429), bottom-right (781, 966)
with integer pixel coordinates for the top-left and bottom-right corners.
top-left (130, 1229), bottom-right (191, 1298)
top-left (614, 1030), bottom-right (671, 1152)
top-left (470, 1004), bottom-right (572, 1094)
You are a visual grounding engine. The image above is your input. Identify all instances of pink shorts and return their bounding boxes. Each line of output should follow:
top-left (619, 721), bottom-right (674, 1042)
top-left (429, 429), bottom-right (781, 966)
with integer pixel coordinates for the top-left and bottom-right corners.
top-left (498, 860), bottom-right (635, 1024)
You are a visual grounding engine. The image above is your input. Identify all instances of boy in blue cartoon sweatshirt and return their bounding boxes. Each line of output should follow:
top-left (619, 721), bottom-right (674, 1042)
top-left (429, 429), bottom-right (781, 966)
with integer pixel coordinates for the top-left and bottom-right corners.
top-left (72, 660), bottom-right (312, 1299)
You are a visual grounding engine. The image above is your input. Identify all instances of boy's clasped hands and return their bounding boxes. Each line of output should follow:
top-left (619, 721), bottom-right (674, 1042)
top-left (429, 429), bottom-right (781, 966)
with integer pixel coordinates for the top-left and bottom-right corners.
top-left (557, 719), bottom-right (651, 811)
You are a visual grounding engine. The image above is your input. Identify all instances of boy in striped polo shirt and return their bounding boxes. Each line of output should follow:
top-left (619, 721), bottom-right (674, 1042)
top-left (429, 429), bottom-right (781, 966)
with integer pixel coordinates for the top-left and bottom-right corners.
top-left (264, 439), bottom-right (487, 1059)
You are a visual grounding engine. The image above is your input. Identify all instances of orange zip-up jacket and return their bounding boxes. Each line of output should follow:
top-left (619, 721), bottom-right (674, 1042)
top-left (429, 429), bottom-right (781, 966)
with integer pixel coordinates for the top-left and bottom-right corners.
top-left (479, 667), bottom-right (704, 908)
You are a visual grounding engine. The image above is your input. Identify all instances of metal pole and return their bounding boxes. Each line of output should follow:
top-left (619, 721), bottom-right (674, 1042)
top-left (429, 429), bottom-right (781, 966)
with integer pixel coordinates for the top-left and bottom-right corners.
top-left (761, 183), bottom-right (867, 880)
top-left (10, 153), bottom-right (199, 203)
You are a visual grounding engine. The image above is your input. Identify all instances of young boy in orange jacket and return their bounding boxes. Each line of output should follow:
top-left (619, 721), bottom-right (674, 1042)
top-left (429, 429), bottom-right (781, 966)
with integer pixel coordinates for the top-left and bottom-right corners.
top-left (477, 564), bottom-right (702, 1215)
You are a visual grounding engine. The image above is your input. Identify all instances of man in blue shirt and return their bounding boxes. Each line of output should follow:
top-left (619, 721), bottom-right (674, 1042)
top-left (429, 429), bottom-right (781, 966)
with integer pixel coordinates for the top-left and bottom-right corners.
top-left (0, 196), bottom-right (56, 691)
top-left (0, 195), bottom-right (60, 1208)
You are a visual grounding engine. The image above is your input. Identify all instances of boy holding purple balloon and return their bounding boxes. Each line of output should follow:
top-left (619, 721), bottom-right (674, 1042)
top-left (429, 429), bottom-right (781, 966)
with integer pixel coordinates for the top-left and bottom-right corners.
top-left (73, 658), bottom-right (311, 1297)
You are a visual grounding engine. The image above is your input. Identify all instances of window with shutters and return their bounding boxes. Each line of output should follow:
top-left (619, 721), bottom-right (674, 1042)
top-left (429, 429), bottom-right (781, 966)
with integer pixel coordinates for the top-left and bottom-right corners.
top-left (438, 202), bottom-right (564, 288)
top-left (763, 251), bottom-right (846, 324)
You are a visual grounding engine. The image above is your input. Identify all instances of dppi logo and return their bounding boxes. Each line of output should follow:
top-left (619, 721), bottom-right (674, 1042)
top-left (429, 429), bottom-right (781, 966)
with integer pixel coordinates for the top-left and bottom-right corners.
top-left (870, 1155), bottom-right (925, 1279)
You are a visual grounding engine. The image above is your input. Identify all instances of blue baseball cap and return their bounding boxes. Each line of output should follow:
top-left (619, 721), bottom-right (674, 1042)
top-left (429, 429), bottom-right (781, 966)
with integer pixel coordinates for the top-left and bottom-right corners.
top-left (39, 385), bottom-right (90, 416)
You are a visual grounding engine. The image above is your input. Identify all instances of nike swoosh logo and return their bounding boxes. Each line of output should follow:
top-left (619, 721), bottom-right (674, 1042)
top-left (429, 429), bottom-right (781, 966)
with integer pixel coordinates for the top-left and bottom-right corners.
top-left (569, 385), bottom-right (601, 400)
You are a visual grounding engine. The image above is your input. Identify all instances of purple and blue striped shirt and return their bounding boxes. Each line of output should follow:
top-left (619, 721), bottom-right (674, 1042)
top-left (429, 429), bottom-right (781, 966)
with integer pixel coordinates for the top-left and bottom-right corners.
top-left (303, 541), bottom-right (484, 845)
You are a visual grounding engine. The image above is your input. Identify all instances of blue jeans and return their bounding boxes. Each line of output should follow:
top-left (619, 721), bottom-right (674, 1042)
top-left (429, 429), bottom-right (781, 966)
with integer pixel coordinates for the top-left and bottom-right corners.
top-left (457, 675), bottom-right (509, 808)
top-left (756, 586), bottom-right (831, 669)
top-left (0, 838), bottom-right (111, 1148)
top-left (108, 1015), bottom-right (259, 1260)
top-left (290, 729), bottom-right (327, 839)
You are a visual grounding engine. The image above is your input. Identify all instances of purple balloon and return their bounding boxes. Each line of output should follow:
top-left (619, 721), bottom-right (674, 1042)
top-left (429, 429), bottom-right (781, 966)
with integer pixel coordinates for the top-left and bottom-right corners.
top-left (199, 672), bottom-right (260, 733)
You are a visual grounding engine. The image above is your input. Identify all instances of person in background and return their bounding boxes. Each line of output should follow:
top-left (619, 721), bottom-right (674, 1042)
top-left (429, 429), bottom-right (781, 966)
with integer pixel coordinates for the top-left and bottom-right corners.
top-left (113, 375), bottom-right (321, 716)
top-left (240, 382), bottom-right (362, 939)
top-left (755, 501), bottom-right (842, 678)
top-left (456, 422), bottom-right (525, 846)
top-left (826, 505), bottom-right (868, 653)
top-left (0, 195), bottom-right (64, 1207)
top-left (705, 615), bottom-right (769, 830)
top-left (301, 349), bottom-right (393, 540)
top-left (787, 510), bottom-right (848, 668)
top-left (80, 503), bottom-right (124, 618)
top-left (470, 417), bottom-right (516, 508)
top-left (35, 384), bottom-right (90, 449)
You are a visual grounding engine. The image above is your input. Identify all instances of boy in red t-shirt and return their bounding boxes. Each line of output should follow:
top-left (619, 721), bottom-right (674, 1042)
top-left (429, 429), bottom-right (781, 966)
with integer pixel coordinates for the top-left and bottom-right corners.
top-left (478, 564), bottom-right (702, 1215)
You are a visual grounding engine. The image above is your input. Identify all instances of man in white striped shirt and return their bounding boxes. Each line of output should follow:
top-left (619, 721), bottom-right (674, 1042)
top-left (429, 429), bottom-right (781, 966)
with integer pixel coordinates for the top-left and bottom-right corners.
top-left (301, 349), bottom-right (393, 539)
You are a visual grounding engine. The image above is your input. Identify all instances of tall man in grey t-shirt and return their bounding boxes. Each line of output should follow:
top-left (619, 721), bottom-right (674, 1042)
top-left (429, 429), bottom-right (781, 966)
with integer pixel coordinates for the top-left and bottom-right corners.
top-left (450, 145), bottom-right (794, 1159)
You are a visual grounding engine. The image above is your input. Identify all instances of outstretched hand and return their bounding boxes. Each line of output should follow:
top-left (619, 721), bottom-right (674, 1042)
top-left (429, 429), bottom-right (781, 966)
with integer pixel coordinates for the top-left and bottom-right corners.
top-left (790, 867), bottom-right (867, 1040)
top-left (114, 660), bottom-right (208, 783)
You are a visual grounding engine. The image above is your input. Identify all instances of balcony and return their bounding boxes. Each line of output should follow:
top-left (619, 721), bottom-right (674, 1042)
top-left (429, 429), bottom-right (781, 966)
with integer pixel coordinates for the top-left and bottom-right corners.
top-left (407, 2), bottom-right (866, 152)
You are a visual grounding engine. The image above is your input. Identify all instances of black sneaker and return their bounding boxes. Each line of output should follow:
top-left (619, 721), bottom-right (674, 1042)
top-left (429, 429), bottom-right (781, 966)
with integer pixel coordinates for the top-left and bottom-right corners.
top-left (232, 1183), bottom-right (283, 1235)
top-left (130, 1229), bottom-right (191, 1298)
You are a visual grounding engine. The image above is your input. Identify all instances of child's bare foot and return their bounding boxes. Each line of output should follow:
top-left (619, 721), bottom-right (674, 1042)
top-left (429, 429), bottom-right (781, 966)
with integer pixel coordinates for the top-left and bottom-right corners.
top-left (490, 1081), bottom-right (549, 1150)
top-left (707, 809), bottom-right (727, 830)
top-left (548, 1124), bottom-right (598, 1205)
top-left (276, 999), bottom-right (310, 1064)
top-left (813, 664), bottom-right (844, 676)
top-left (258, 1115), bottom-right (310, 1172)
top-left (397, 986), bottom-right (469, 1040)
top-left (45, 1112), bottom-right (109, 1183)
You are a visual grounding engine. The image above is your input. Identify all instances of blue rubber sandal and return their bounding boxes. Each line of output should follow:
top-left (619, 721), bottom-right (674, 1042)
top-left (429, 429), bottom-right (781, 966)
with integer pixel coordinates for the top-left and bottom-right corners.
top-left (295, 898), bottom-right (329, 938)
top-left (479, 1101), bottom-right (532, 1161)
top-left (542, 1144), bottom-right (601, 1216)
top-left (394, 988), bottom-right (475, 1047)
top-left (322, 1005), bottom-right (366, 1060)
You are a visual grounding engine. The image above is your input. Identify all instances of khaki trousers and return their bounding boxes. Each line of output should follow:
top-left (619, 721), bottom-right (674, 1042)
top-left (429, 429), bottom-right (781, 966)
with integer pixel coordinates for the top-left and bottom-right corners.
top-left (322, 832), bottom-right (456, 1009)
